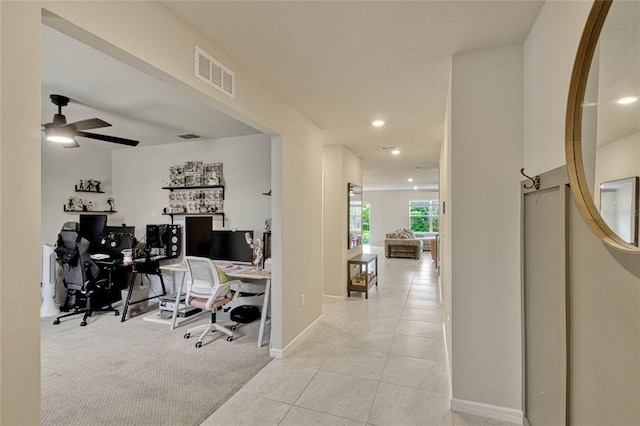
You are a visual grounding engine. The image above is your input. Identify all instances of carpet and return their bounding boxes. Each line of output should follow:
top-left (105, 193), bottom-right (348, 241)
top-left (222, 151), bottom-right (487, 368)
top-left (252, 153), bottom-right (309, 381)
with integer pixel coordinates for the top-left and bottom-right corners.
top-left (41, 305), bottom-right (271, 426)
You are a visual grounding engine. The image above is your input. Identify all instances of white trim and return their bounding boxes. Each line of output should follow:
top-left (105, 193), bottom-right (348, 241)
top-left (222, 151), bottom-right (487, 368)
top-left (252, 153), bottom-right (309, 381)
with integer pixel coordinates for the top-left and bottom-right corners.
top-left (451, 399), bottom-right (523, 425)
top-left (270, 314), bottom-right (324, 359)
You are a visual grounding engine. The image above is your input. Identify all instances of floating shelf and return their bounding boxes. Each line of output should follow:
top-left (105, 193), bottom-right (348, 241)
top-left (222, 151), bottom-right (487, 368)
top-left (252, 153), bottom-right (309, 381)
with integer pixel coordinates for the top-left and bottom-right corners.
top-left (64, 207), bottom-right (117, 214)
top-left (75, 190), bottom-right (105, 194)
top-left (162, 212), bottom-right (225, 226)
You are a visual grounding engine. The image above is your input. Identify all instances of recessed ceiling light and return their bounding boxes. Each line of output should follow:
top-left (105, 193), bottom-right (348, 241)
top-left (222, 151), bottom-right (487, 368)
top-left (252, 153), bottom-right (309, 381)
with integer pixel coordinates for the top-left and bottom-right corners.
top-left (408, 178), bottom-right (414, 182)
top-left (413, 186), bottom-right (418, 190)
top-left (617, 97), bottom-right (638, 105)
top-left (372, 120), bottom-right (385, 127)
top-left (391, 149), bottom-right (401, 155)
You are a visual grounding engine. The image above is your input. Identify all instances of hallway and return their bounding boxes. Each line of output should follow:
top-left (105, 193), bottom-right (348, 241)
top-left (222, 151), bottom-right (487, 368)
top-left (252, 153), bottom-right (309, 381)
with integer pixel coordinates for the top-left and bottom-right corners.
top-left (203, 246), bottom-right (514, 426)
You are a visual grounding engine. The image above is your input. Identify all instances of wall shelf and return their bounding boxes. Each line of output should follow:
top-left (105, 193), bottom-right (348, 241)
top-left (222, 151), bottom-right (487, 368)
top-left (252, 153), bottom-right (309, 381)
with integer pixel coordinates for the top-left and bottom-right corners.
top-left (162, 212), bottom-right (225, 226)
top-left (162, 185), bottom-right (225, 199)
top-left (64, 207), bottom-right (117, 214)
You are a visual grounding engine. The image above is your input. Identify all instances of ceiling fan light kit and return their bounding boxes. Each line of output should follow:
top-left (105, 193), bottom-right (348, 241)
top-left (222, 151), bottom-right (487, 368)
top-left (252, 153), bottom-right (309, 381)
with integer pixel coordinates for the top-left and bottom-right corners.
top-left (43, 94), bottom-right (140, 148)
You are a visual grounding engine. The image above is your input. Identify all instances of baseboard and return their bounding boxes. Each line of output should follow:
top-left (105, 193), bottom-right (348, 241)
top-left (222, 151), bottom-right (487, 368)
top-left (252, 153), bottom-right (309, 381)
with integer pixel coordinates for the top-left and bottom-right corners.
top-left (269, 313), bottom-right (323, 359)
top-left (451, 399), bottom-right (523, 424)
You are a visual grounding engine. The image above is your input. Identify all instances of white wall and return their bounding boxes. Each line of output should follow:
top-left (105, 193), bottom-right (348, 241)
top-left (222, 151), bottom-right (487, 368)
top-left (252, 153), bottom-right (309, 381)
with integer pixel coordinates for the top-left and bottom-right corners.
top-left (362, 189), bottom-right (439, 246)
top-left (41, 141), bottom-right (112, 245)
top-left (111, 134), bottom-right (271, 241)
top-left (449, 44), bottom-right (523, 416)
top-left (322, 145), bottom-right (362, 297)
top-left (523, 1), bottom-right (593, 175)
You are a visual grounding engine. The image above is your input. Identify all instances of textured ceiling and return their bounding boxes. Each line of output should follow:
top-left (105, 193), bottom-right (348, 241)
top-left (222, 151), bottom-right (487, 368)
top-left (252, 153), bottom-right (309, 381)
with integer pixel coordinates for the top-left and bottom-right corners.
top-left (42, 1), bottom-right (546, 191)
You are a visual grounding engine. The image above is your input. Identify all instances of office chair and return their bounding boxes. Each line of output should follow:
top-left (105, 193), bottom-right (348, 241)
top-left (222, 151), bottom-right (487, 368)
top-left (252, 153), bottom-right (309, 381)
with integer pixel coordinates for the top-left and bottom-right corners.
top-left (53, 222), bottom-right (119, 326)
top-left (183, 256), bottom-right (242, 347)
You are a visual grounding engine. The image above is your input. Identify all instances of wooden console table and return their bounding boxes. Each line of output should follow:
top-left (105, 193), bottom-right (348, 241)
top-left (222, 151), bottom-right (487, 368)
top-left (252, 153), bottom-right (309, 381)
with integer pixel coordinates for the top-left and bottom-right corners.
top-left (347, 253), bottom-right (378, 299)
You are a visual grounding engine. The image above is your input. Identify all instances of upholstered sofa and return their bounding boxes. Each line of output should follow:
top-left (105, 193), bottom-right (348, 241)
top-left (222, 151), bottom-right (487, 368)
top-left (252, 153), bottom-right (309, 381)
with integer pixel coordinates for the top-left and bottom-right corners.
top-left (384, 228), bottom-right (423, 259)
top-left (414, 232), bottom-right (438, 251)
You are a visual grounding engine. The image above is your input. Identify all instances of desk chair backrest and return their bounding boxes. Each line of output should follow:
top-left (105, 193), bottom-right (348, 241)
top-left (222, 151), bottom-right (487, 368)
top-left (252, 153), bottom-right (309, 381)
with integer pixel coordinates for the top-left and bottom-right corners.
top-left (56, 221), bottom-right (99, 289)
top-left (184, 256), bottom-right (238, 310)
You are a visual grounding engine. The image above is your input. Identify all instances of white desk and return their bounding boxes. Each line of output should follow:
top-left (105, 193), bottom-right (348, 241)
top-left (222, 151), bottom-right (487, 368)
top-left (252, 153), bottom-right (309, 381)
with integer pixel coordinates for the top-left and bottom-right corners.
top-left (223, 267), bottom-right (271, 349)
top-left (142, 263), bottom-right (206, 330)
top-left (149, 262), bottom-right (271, 348)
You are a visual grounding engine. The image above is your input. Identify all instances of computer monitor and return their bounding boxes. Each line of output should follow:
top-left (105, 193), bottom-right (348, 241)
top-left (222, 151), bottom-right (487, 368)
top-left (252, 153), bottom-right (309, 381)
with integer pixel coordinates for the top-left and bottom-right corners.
top-left (79, 214), bottom-right (107, 254)
top-left (185, 217), bottom-right (212, 257)
top-left (99, 225), bottom-right (136, 258)
top-left (210, 230), bottom-right (253, 264)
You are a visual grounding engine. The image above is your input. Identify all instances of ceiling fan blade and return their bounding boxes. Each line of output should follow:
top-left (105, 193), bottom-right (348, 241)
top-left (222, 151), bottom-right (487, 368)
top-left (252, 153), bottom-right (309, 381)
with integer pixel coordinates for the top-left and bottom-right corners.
top-left (61, 139), bottom-right (81, 149)
top-left (61, 118), bottom-right (111, 131)
top-left (76, 131), bottom-right (139, 147)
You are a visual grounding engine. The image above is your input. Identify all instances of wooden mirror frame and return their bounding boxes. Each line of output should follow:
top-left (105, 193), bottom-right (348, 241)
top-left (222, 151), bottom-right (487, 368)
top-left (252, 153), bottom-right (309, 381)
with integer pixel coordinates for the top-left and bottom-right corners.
top-left (566, 0), bottom-right (640, 254)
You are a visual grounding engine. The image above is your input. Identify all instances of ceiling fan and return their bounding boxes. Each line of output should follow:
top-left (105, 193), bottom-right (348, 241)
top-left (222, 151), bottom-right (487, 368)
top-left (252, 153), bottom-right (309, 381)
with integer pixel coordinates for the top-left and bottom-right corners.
top-left (43, 94), bottom-right (139, 148)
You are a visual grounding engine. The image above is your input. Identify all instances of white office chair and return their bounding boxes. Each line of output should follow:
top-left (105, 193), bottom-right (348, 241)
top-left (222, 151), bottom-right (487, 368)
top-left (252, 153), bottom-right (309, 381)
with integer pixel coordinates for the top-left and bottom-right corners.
top-left (183, 256), bottom-right (242, 347)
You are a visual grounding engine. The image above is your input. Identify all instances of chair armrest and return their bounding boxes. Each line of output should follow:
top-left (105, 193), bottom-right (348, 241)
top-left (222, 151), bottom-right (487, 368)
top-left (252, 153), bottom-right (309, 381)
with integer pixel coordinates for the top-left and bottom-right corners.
top-left (227, 279), bottom-right (243, 302)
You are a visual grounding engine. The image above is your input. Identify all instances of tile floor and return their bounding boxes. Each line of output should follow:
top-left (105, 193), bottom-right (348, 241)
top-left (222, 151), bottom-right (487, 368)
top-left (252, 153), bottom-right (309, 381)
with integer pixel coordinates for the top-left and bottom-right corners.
top-left (202, 246), bottom-right (516, 426)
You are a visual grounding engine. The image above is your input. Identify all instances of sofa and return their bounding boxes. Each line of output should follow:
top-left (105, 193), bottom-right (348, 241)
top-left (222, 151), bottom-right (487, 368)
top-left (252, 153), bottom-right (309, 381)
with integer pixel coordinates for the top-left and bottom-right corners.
top-left (384, 228), bottom-right (423, 259)
top-left (414, 232), bottom-right (438, 251)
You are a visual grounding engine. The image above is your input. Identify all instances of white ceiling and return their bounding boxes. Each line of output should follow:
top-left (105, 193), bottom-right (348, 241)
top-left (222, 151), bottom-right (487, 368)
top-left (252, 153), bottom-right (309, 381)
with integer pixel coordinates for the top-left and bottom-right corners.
top-left (42, 1), bottom-right (545, 190)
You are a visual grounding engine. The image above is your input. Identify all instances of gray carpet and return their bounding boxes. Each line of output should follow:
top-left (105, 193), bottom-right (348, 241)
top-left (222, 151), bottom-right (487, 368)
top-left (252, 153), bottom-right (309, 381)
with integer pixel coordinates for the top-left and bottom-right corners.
top-left (41, 304), bottom-right (271, 426)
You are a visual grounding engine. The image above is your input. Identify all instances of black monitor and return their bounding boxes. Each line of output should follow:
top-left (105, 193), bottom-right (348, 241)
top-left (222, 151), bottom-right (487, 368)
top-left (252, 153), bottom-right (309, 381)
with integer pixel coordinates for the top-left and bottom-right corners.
top-left (185, 217), bottom-right (212, 257)
top-left (210, 230), bottom-right (253, 264)
top-left (79, 214), bottom-right (107, 254)
top-left (99, 225), bottom-right (136, 258)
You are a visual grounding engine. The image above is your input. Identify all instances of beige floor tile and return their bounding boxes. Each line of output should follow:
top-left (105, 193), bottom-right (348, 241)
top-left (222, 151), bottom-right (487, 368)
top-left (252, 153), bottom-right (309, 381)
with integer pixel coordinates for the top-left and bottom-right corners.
top-left (400, 307), bottom-right (444, 323)
top-left (331, 328), bottom-right (395, 353)
top-left (404, 298), bottom-right (443, 311)
top-left (396, 319), bottom-right (444, 340)
top-left (380, 354), bottom-right (449, 394)
top-left (295, 370), bottom-right (379, 422)
top-left (239, 360), bottom-right (318, 404)
top-left (286, 340), bottom-right (337, 369)
top-left (408, 289), bottom-right (441, 301)
top-left (201, 392), bottom-right (291, 426)
top-left (347, 315), bottom-right (400, 333)
top-left (320, 345), bottom-right (388, 380)
top-left (367, 382), bottom-right (453, 426)
top-left (390, 333), bottom-right (447, 363)
top-left (280, 406), bottom-right (366, 426)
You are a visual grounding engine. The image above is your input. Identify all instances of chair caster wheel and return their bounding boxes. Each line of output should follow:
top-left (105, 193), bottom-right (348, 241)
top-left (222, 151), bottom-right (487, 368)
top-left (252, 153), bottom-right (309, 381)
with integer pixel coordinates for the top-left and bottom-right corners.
top-left (231, 325), bottom-right (237, 331)
top-left (195, 342), bottom-right (202, 348)
top-left (227, 336), bottom-right (233, 342)
top-left (80, 321), bottom-right (87, 326)
top-left (53, 319), bottom-right (60, 325)
top-left (114, 311), bottom-right (119, 316)
top-left (184, 333), bottom-right (191, 339)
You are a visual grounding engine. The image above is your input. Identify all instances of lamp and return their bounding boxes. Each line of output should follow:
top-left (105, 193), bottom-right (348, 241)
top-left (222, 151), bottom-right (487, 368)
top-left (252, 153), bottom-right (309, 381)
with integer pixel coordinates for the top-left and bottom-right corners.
top-left (44, 124), bottom-right (75, 143)
top-left (245, 232), bottom-right (263, 270)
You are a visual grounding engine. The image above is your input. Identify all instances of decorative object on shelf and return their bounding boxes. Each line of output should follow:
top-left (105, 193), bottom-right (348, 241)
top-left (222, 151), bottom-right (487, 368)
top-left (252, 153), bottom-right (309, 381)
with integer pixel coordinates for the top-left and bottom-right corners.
top-left (245, 232), bottom-right (263, 270)
top-left (75, 178), bottom-right (104, 193)
top-left (87, 201), bottom-right (94, 211)
top-left (265, 218), bottom-right (272, 232)
top-left (67, 197), bottom-right (75, 211)
top-left (168, 161), bottom-right (223, 188)
top-left (107, 197), bottom-right (115, 212)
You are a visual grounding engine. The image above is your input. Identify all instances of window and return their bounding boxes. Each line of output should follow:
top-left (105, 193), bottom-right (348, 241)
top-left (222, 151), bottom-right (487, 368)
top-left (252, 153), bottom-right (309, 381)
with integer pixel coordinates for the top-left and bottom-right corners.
top-left (409, 200), bottom-right (439, 233)
top-left (362, 203), bottom-right (370, 243)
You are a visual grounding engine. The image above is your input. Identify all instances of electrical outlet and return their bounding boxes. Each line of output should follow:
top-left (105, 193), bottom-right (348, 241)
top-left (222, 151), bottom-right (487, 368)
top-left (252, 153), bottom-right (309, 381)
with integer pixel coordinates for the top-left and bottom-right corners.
top-left (300, 294), bottom-right (305, 307)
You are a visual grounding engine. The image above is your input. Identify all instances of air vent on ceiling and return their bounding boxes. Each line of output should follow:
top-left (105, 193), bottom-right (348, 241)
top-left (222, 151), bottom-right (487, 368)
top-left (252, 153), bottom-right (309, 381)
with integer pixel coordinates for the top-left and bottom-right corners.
top-left (176, 133), bottom-right (202, 140)
top-left (194, 45), bottom-right (235, 98)
top-left (379, 146), bottom-right (398, 152)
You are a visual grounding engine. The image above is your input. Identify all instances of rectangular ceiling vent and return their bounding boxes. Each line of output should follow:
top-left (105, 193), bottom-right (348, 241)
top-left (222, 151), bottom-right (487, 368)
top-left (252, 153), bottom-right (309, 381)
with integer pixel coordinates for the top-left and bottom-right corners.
top-left (194, 45), bottom-right (235, 98)
top-left (176, 133), bottom-right (201, 140)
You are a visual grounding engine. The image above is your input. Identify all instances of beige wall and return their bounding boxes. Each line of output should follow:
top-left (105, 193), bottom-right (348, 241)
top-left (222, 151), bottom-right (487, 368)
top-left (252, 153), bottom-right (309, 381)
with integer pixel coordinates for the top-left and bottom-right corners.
top-left (449, 44), bottom-right (524, 416)
top-left (1, 2), bottom-right (324, 422)
top-left (524, 1), bottom-right (640, 422)
top-left (322, 145), bottom-right (362, 297)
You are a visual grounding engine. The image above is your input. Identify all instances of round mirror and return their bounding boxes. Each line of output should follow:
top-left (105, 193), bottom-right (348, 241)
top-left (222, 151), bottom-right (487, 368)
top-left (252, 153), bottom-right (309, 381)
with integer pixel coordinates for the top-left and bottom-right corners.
top-left (566, 0), bottom-right (640, 253)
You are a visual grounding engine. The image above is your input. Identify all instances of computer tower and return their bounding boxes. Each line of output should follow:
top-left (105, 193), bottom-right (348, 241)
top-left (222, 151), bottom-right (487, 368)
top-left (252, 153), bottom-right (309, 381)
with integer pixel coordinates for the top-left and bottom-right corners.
top-left (146, 224), bottom-right (181, 258)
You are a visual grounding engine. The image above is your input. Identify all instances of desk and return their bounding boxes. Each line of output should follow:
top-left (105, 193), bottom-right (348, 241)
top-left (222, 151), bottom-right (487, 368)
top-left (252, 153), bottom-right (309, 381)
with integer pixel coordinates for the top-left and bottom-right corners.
top-left (143, 263), bottom-right (206, 330)
top-left (155, 262), bottom-right (271, 348)
top-left (224, 267), bottom-right (271, 349)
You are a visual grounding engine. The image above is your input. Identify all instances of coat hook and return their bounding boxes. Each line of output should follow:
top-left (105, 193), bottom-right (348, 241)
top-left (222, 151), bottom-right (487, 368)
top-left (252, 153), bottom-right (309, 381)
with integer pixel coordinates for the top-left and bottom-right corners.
top-left (520, 168), bottom-right (540, 190)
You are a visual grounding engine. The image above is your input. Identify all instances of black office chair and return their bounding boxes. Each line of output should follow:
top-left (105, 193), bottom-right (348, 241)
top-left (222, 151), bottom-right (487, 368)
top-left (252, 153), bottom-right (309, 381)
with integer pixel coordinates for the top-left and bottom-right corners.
top-left (53, 222), bottom-right (119, 326)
